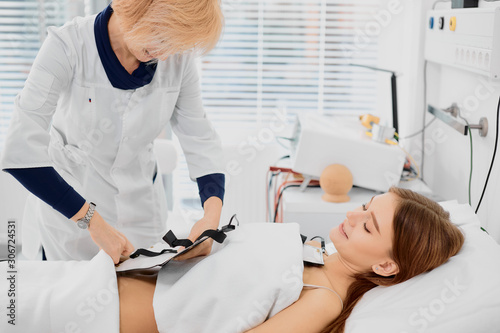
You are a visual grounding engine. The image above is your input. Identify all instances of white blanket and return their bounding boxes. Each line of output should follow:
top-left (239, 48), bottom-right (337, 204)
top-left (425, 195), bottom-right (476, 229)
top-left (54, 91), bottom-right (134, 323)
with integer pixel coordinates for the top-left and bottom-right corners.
top-left (0, 250), bottom-right (119, 333)
top-left (153, 222), bottom-right (305, 333)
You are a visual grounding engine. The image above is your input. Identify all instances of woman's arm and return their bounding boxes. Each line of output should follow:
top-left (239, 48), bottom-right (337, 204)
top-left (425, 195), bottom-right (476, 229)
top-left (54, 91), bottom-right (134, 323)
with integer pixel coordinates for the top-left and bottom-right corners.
top-left (246, 288), bottom-right (342, 333)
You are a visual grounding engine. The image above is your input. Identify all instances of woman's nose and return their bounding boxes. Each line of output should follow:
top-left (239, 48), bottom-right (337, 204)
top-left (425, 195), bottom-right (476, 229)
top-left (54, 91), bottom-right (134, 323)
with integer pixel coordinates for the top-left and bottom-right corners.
top-left (346, 211), bottom-right (368, 226)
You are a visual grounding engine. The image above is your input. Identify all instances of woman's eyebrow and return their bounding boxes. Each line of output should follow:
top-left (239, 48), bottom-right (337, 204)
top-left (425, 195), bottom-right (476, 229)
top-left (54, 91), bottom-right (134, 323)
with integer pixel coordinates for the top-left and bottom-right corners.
top-left (371, 212), bottom-right (381, 234)
top-left (366, 196), bottom-right (380, 234)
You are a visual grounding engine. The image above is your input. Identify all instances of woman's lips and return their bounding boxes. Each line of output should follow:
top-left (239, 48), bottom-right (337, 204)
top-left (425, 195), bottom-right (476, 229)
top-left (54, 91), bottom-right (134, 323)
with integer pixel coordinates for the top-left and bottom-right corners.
top-left (340, 222), bottom-right (348, 239)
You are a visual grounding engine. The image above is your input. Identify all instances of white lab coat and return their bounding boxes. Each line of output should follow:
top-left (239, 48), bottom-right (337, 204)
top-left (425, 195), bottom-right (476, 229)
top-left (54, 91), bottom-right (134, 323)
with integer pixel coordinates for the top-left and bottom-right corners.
top-left (0, 14), bottom-right (224, 260)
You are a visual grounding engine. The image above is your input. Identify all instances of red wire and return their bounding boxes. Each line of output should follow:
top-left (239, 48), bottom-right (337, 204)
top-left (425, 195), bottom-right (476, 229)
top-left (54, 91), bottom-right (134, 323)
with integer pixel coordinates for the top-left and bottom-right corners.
top-left (274, 178), bottom-right (302, 222)
top-left (267, 169), bottom-right (321, 222)
top-left (274, 174), bottom-right (290, 210)
top-left (265, 170), bottom-right (269, 222)
top-left (280, 192), bottom-right (284, 223)
top-left (266, 171), bottom-right (279, 222)
top-left (274, 174), bottom-right (288, 222)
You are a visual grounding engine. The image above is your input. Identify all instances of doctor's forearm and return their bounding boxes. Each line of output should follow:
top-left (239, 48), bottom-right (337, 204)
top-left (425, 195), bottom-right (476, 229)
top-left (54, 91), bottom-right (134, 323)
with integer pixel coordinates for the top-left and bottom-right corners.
top-left (5, 167), bottom-right (86, 219)
top-left (174, 196), bottom-right (223, 260)
top-left (202, 196), bottom-right (223, 224)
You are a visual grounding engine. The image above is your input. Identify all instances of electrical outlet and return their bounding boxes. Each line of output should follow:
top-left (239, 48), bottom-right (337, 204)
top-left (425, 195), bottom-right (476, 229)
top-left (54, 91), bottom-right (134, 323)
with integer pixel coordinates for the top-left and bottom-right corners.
top-left (425, 7), bottom-right (500, 78)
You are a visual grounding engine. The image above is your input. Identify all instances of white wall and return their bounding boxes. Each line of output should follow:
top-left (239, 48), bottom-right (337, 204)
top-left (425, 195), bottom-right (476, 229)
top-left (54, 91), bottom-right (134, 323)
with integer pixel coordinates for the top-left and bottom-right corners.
top-left (386, 0), bottom-right (500, 241)
top-left (215, 126), bottom-right (290, 225)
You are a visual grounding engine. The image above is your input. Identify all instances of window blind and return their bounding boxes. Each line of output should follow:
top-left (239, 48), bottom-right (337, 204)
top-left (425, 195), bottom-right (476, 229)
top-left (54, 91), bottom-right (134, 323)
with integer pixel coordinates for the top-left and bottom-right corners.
top-left (173, 0), bottom-right (382, 201)
top-left (201, 0), bottom-right (380, 124)
top-left (0, 0), bottom-right (68, 153)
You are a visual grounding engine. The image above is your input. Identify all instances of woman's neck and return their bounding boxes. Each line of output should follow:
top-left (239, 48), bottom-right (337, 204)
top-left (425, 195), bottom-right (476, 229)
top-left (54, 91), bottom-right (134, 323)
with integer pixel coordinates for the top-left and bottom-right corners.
top-left (107, 12), bottom-right (140, 74)
top-left (323, 253), bottom-right (358, 285)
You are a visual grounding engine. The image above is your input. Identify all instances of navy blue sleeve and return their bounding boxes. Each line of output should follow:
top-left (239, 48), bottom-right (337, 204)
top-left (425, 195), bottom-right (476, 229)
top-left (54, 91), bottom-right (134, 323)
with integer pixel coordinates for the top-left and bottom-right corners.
top-left (4, 167), bottom-right (86, 219)
top-left (196, 173), bottom-right (225, 207)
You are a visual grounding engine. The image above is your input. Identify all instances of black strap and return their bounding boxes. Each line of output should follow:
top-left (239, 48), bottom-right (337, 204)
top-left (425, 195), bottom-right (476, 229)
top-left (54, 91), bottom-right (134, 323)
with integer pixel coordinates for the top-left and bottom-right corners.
top-left (300, 234), bottom-right (307, 244)
top-left (133, 214), bottom-right (240, 259)
top-left (163, 228), bottom-right (228, 248)
top-left (163, 213), bottom-right (240, 248)
top-left (129, 248), bottom-right (177, 259)
top-left (163, 230), bottom-right (194, 248)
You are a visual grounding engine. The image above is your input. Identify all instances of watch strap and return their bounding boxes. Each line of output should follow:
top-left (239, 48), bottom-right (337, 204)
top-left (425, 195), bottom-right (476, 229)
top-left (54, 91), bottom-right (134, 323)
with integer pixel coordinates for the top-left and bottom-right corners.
top-left (77, 202), bottom-right (96, 229)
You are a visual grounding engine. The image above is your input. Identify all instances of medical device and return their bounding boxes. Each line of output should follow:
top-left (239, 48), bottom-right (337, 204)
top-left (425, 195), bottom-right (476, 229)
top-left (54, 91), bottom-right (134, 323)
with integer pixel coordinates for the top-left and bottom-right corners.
top-left (302, 244), bottom-right (325, 266)
top-left (350, 64), bottom-right (399, 134)
top-left (425, 7), bottom-right (500, 78)
top-left (424, 6), bottom-right (500, 215)
top-left (116, 214), bottom-right (239, 272)
top-left (289, 114), bottom-right (406, 193)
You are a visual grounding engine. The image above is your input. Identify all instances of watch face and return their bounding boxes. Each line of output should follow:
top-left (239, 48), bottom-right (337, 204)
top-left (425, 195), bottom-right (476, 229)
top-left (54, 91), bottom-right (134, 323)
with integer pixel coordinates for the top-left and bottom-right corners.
top-left (77, 220), bottom-right (88, 229)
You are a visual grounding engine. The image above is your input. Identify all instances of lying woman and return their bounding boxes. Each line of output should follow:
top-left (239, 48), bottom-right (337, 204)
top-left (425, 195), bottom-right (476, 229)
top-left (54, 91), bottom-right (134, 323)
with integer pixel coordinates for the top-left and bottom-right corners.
top-left (118, 187), bottom-right (464, 333)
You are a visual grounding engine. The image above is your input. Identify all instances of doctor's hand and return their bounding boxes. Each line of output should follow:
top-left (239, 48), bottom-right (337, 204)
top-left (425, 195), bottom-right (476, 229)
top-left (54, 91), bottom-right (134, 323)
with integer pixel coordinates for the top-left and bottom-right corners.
top-left (174, 197), bottom-right (222, 261)
top-left (87, 211), bottom-right (135, 264)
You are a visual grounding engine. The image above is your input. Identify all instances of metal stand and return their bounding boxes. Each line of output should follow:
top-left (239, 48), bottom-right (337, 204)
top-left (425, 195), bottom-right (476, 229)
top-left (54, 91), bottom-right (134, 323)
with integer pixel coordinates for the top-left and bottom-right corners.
top-left (427, 104), bottom-right (488, 137)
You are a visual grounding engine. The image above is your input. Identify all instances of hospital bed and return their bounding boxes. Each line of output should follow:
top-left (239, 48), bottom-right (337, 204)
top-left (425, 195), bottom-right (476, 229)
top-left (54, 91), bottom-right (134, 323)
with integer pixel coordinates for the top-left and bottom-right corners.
top-left (1, 201), bottom-right (499, 333)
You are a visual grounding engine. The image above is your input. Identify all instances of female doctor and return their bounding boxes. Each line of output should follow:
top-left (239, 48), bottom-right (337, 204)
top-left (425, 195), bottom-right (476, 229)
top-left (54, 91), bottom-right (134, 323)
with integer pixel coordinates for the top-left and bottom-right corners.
top-left (0, 0), bottom-right (226, 263)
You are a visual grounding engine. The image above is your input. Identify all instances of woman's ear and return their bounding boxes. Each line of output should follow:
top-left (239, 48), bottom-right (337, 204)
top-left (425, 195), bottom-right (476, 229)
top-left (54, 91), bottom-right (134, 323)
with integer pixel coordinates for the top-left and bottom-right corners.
top-left (372, 260), bottom-right (399, 277)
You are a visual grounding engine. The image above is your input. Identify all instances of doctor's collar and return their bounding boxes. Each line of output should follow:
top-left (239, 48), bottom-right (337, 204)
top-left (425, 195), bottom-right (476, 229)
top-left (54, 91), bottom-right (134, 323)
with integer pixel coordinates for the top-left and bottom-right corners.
top-left (94, 4), bottom-right (157, 90)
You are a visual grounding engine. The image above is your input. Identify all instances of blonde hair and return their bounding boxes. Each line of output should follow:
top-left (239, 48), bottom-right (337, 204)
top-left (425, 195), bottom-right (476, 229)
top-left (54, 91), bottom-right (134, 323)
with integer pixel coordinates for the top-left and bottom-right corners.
top-left (112, 0), bottom-right (224, 58)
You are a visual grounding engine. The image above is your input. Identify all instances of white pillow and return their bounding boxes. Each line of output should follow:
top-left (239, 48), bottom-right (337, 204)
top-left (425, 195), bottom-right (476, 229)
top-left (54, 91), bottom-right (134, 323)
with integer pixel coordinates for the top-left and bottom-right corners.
top-left (345, 201), bottom-right (500, 333)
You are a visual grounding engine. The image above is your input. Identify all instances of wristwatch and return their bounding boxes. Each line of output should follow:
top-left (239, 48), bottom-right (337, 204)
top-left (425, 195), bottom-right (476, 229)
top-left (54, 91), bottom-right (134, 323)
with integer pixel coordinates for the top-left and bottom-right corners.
top-left (77, 202), bottom-right (96, 230)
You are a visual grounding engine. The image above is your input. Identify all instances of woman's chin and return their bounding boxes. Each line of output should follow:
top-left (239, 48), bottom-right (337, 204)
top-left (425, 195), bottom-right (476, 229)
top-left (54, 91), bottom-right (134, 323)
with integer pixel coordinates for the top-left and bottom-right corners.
top-left (329, 227), bottom-right (340, 245)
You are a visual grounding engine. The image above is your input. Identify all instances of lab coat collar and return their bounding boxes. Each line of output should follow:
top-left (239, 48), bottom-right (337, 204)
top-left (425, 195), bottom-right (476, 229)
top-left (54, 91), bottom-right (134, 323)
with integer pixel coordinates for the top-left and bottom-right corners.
top-left (94, 4), bottom-right (157, 90)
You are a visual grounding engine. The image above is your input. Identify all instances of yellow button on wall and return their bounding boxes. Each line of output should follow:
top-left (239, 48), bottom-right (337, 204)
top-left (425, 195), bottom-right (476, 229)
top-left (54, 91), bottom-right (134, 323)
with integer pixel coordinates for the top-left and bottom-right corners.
top-left (450, 16), bottom-right (457, 31)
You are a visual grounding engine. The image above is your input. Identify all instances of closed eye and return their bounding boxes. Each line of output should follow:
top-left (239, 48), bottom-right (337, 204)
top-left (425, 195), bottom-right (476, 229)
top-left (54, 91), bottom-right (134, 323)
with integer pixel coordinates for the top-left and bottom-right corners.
top-left (362, 203), bottom-right (371, 233)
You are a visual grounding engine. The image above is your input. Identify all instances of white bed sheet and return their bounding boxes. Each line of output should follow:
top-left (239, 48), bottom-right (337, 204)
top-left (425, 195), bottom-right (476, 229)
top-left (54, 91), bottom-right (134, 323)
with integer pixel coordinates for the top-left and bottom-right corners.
top-left (153, 222), bottom-right (305, 333)
top-left (345, 201), bottom-right (500, 333)
top-left (0, 250), bottom-right (119, 333)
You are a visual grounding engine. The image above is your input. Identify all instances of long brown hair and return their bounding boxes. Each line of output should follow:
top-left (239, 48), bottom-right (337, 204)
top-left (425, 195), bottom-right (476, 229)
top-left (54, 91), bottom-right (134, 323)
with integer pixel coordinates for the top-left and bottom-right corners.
top-left (322, 187), bottom-right (465, 333)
